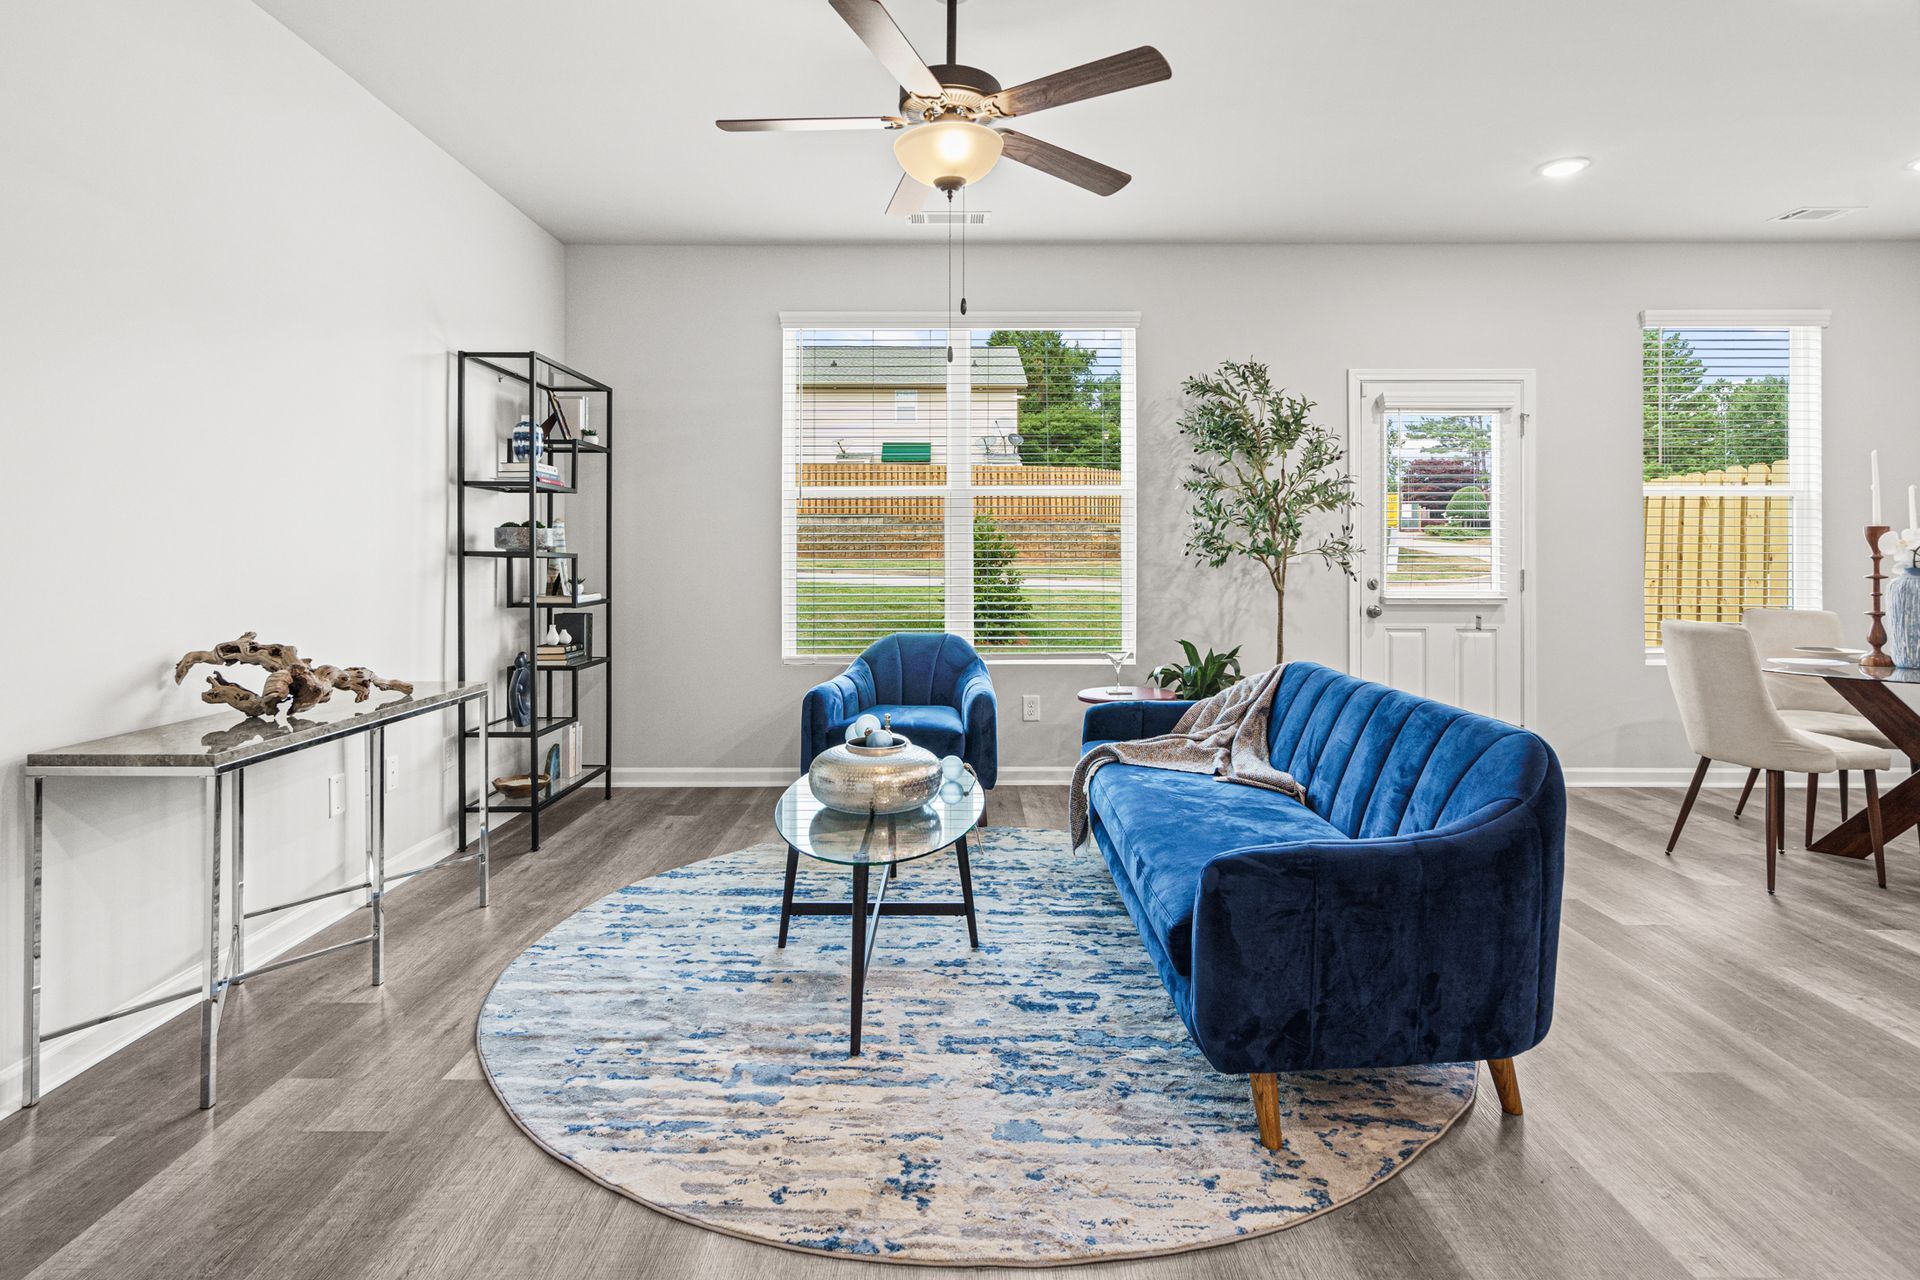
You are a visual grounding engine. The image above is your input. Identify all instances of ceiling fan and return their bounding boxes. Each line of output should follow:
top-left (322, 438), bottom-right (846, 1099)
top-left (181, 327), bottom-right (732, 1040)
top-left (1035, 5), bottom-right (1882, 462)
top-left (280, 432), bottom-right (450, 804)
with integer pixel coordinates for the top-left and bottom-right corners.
top-left (717, 0), bottom-right (1171, 215)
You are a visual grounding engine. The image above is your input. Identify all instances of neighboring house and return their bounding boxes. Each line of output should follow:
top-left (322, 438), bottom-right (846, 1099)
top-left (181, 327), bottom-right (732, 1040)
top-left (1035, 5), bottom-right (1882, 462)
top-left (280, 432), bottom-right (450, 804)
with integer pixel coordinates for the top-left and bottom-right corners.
top-left (797, 344), bottom-right (1027, 465)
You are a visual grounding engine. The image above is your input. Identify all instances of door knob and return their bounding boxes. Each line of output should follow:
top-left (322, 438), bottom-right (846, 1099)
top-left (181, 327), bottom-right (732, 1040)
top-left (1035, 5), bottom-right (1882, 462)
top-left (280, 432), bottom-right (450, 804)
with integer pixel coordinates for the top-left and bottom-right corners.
top-left (1365, 604), bottom-right (1383, 619)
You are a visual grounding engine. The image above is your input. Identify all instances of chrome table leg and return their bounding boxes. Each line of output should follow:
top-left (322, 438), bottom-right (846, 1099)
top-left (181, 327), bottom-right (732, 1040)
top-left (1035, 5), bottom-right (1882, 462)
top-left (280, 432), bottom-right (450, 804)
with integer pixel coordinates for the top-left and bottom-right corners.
top-left (23, 776), bottom-right (43, 1107)
top-left (368, 727), bottom-right (386, 986)
top-left (230, 770), bottom-right (246, 985)
top-left (199, 774), bottom-right (226, 1109)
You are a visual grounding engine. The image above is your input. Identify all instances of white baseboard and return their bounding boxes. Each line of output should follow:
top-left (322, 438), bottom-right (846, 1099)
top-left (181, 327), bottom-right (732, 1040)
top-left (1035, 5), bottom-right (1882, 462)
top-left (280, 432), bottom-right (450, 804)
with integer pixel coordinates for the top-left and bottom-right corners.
top-left (612, 765), bottom-right (1077, 787)
top-left (0, 823), bottom-right (479, 1113)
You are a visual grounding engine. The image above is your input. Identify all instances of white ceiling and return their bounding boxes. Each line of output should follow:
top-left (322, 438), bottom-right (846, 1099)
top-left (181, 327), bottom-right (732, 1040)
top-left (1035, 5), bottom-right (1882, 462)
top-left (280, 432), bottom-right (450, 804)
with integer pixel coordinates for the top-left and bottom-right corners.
top-left (255, 0), bottom-right (1920, 245)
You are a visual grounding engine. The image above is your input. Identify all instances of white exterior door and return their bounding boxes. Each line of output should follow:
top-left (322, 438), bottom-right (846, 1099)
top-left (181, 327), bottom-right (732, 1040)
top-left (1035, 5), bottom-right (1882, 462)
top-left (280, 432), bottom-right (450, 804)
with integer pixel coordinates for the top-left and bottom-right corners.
top-left (1349, 372), bottom-right (1533, 725)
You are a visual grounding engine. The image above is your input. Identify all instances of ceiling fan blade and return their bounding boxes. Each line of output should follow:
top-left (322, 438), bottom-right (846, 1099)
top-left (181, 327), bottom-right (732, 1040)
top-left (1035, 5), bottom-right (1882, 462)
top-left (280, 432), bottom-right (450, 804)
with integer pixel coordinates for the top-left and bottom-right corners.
top-left (987, 46), bottom-right (1171, 118)
top-left (886, 174), bottom-right (931, 216)
top-left (997, 130), bottom-right (1131, 196)
top-left (716, 116), bottom-right (905, 132)
top-left (827, 0), bottom-right (943, 97)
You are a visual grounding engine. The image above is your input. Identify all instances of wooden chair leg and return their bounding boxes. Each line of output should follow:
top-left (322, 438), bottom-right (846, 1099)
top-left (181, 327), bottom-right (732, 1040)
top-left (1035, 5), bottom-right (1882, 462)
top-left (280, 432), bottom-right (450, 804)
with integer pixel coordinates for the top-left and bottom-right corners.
top-left (1733, 767), bottom-right (1760, 819)
top-left (1667, 757), bottom-right (1711, 855)
top-left (1764, 770), bottom-right (1780, 894)
top-left (1485, 1058), bottom-right (1523, 1115)
top-left (1804, 773), bottom-right (1819, 848)
top-left (1249, 1073), bottom-right (1283, 1151)
top-left (1839, 770), bottom-right (1849, 820)
top-left (1773, 770), bottom-right (1787, 856)
top-left (1865, 770), bottom-right (1888, 890)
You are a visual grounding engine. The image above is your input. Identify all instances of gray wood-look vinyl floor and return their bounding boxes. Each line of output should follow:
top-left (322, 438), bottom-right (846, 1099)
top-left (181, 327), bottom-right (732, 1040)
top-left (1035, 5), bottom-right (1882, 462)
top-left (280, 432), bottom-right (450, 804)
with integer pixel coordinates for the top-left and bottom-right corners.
top-left (6, 784), bottom-right (1920, 1279)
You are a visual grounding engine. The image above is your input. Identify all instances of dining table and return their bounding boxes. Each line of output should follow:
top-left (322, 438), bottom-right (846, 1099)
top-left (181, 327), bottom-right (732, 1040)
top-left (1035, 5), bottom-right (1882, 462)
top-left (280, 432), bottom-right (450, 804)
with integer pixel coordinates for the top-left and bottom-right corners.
top-left (1761, 657), bottom-right (1920, 859)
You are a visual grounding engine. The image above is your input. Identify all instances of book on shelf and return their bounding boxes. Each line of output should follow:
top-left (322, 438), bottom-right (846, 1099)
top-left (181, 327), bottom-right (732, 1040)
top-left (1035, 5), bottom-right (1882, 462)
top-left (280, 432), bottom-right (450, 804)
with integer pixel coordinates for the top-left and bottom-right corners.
top-left (524, 592), bottom-right (604, 605)
top-left (493, 463), bottom-right (563, 484)
top-left (559, 721), bottom-right (583, 778)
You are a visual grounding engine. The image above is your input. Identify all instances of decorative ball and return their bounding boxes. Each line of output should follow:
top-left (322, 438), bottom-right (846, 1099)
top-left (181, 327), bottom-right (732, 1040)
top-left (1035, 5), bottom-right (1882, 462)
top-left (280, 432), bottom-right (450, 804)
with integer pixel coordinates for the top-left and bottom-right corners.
top-left (865, 728), bottom-right (893, 748)
top-left (939, 755), bottom-right (964, 782)
top-left (848, 714), bottom-right (881, 743)
top-left (939, 780), bottom-right (966, 805)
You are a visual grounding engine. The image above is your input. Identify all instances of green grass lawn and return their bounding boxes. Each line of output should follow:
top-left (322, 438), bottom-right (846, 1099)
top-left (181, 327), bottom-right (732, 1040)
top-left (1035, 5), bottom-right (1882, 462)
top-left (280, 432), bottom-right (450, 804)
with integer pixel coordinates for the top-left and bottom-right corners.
top-left (794, 583), bottom-right (1121, 654)
top-left (1389, 546), bottom-right (1493, 584)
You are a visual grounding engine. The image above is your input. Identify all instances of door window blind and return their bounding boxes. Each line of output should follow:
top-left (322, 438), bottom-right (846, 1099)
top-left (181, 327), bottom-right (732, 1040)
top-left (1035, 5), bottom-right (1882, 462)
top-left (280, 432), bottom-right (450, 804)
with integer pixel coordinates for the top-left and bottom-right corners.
top-left (781, 322), bottom-right (1136, 660)
top-left (1381, 410), bottom-right (1504, 597)
top-left (1641, 315), bottom-right (1824, 650)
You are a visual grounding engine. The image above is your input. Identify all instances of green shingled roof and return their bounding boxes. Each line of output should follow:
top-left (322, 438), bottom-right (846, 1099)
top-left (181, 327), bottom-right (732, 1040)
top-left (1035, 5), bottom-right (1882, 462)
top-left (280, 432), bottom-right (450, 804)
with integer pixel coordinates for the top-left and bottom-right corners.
top-left (799, 345), bottom-right (1027, 389)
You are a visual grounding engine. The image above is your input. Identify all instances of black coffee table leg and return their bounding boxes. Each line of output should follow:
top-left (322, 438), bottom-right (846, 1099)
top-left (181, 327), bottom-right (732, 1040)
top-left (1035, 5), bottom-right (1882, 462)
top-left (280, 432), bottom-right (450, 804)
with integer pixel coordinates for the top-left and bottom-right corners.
top-left (777, 845), bottom-right (799, 948)
top-left (955, 835), bottom-right (980, 949)
top-left (849, 863), bottom-right (868, 1055)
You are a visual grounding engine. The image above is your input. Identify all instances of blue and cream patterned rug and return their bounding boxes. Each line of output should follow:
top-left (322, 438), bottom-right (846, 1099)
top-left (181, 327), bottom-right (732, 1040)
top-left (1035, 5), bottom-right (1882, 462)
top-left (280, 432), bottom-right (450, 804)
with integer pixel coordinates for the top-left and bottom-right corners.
top-left (478, 827), bottom-right (1478, 1266)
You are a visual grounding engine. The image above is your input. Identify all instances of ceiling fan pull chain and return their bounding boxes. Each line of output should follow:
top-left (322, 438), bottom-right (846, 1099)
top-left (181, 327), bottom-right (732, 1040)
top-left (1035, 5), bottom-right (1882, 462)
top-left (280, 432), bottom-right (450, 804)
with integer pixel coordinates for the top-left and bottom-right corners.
top-left (959, 183), bottom-right (968, 317)
top-left (946, 192), bottom-right (954, 362)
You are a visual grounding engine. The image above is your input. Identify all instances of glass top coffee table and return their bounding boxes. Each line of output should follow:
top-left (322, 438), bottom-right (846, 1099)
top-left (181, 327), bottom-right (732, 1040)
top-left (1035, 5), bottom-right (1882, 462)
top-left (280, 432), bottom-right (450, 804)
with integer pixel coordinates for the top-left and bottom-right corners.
top-left (772, 776), bottom-right (987, 1055)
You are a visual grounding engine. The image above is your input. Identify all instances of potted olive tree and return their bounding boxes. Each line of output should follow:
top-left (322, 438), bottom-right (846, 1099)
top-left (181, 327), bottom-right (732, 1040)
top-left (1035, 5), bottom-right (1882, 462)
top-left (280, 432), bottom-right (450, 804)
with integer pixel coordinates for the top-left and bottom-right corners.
top-left (1177, 360), bottom-right (1360, 666)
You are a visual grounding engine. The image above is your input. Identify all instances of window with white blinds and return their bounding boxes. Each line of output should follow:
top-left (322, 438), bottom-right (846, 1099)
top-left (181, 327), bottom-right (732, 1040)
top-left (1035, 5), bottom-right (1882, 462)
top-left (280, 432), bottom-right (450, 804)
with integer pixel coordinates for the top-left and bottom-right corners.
top-left (1641, 310), bottom-right (1826, 651)
top-left (780, 317), bottom-right (1136, 661)
top-left (1382, 409), bottom-right (1505, 597)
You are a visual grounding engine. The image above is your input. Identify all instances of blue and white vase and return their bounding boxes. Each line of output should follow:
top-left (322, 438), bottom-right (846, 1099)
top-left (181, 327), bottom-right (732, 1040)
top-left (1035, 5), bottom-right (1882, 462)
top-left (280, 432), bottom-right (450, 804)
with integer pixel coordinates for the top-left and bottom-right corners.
top-left (1888, 555), bottom-right (1920, 669)
top-left (510, 418), bottom-right (545, 464)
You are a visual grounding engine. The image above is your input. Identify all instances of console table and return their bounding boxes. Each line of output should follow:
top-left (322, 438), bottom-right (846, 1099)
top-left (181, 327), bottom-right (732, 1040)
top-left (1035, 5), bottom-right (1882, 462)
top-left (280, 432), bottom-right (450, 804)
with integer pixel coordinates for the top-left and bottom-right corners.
top-left (22, 681), bottom-right (491, 1109)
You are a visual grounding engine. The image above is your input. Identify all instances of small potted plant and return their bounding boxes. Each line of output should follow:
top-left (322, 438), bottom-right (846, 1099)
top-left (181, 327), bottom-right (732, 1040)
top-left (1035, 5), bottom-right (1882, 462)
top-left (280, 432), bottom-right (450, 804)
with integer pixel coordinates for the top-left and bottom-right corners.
top-left (1149, 641), bottom-right (1243, 698)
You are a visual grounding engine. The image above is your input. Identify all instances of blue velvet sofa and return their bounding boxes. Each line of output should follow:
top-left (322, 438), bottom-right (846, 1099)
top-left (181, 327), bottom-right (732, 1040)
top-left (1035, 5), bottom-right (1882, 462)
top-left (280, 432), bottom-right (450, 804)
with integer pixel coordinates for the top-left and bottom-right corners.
top-left (802, 633), bottom-right (998, 787)
top-left (1081, 661), bottom-right (1564, 1150)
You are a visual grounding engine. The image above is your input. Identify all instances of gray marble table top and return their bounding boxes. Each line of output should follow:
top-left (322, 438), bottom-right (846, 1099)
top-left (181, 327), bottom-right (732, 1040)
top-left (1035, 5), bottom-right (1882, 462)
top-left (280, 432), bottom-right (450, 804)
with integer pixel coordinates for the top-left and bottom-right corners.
top-left (26, 681), bottom-right (487, 774)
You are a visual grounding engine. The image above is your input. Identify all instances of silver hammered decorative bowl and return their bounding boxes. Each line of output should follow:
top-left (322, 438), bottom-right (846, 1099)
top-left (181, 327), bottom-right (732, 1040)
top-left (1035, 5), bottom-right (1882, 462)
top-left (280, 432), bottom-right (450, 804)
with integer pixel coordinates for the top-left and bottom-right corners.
top-left (808, 733), bottom-right (943, 815)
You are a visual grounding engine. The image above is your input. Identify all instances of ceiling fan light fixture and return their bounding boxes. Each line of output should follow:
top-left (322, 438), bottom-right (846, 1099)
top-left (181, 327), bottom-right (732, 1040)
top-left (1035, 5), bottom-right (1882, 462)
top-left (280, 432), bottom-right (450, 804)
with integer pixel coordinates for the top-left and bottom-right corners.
top-left (894, 117), bottom-right (1003, 191)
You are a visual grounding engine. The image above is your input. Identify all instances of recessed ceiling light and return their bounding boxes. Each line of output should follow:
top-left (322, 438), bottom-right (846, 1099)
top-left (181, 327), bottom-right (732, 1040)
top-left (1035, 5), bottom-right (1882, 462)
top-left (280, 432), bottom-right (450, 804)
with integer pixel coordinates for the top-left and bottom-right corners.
top-left (1535, 157), bottom-right (1592, 179)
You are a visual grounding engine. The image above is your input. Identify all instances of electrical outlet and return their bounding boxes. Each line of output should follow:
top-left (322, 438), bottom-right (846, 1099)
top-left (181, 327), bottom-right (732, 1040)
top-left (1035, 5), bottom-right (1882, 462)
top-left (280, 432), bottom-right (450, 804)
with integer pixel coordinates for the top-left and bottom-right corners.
top-left (385, 756), bottom-right (399, 794)
top-left (442, 739), bottom-right (456, 770)
top-left (1021, 694), bottom-right (1041, 722)
top-left (327, 773), bottom-right (347, 819)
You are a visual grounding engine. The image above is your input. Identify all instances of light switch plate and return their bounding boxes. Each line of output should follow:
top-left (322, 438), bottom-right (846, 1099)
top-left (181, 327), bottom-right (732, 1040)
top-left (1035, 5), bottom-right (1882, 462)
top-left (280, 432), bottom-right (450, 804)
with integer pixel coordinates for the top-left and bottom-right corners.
top-left (1021, 694), bottom-right (1041, 722)
top-left (327, 773), bottom-right (347, 818)
top-left (385, 756), bottom-right (399, 794)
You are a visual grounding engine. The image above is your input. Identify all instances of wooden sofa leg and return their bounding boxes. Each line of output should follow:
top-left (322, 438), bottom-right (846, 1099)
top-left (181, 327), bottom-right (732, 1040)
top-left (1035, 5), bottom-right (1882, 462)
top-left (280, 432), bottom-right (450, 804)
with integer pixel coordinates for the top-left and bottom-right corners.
top-left (1486, 1058), bottom-right (1523, 1115)
top-left (1250, 1073), bottom-right (1284, 1151)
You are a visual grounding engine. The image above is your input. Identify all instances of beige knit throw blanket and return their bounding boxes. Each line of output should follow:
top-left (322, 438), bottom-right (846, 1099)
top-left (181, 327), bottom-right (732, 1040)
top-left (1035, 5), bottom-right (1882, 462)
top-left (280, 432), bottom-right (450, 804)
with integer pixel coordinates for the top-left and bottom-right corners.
top-left (1069, 664), bottom-right (1305, 847)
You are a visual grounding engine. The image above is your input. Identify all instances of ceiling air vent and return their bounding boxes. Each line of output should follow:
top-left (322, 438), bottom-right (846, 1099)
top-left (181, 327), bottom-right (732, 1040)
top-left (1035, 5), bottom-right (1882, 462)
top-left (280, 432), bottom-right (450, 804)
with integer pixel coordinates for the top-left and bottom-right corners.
top-left (1771, 206), bottom-right (1864, 223)
top-left (907, 210), bottom-right (991, 226)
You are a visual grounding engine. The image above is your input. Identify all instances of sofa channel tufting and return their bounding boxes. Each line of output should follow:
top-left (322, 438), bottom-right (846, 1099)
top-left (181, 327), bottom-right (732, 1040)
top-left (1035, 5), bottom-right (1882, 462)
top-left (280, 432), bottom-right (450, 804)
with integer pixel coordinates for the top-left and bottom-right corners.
top-left (1080, 661), bottom-right (1565, 1150)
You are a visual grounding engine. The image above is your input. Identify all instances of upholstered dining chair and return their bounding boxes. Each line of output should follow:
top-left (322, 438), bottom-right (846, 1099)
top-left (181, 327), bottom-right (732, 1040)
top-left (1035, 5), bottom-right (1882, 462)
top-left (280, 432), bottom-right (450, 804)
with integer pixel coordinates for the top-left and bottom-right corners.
top-left (1740, 608), bottom-right (1901, 840)
top-left (1662, 621), bottom-right (1892, 891)
top-left (801, 632), bottom-right (998, 788)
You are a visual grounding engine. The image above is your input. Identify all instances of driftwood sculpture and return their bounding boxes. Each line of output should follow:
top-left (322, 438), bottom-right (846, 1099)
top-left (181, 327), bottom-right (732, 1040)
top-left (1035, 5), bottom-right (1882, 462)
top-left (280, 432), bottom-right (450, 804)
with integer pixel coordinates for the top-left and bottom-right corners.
top-left (174, 632), bottom-right (414, 718)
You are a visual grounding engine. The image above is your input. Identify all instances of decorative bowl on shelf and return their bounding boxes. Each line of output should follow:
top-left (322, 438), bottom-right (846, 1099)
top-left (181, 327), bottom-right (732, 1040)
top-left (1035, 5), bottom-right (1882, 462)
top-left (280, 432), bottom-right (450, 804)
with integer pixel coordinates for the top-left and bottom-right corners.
top-left (808, 732), bottom-right (942, 815)
top-left (493, 525), bottom-right (560, 552)
top-left (492, 773), bottom-right (551, 799)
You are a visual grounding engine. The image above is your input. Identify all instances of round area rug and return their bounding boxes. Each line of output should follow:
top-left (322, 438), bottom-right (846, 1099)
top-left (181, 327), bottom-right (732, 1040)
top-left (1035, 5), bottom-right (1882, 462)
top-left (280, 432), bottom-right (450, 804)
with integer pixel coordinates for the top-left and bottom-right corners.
top-left (478, 827), bottom-right (1477, 1266)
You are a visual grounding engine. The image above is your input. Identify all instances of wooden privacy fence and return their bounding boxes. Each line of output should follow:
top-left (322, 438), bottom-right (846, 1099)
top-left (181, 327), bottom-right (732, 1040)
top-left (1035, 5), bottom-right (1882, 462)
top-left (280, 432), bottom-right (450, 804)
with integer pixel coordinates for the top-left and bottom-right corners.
top-left (799, 463), bottom-right (1122, 488)
top-left (1644, 461), bottom-right (1790, 647)
top-left (798, 463), bottom-right (1123, 558)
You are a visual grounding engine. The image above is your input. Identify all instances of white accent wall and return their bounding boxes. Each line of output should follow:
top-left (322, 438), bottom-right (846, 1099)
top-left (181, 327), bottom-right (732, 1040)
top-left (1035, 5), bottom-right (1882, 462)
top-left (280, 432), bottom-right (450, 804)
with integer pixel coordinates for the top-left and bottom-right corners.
top-left (0, 0), bottom-right (564, 1111)
top-left (563, 241), bottom-right (1920, 786)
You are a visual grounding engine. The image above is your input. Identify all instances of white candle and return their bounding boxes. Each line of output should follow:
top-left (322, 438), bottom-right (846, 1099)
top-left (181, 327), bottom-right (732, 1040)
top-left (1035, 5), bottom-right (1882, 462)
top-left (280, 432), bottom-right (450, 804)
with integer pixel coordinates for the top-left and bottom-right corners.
top-left (1871, 450), bottom-right (1882, 524)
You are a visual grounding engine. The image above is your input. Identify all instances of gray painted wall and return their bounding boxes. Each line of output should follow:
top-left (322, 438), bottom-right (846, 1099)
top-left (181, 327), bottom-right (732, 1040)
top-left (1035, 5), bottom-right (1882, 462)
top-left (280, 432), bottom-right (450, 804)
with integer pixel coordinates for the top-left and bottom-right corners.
top-left (564, 241), bottom-right (1920, 780)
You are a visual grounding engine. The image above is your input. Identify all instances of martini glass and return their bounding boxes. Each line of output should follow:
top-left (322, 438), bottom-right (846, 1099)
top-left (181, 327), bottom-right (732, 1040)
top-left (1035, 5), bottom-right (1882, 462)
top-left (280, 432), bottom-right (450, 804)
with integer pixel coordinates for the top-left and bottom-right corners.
top-left (1105, 650), bottom-right (1133, 694)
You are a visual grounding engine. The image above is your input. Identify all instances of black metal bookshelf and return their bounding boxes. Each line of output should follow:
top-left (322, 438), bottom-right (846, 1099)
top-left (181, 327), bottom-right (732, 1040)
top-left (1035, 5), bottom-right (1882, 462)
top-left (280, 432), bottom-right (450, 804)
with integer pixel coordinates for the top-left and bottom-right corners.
top-left (455, 351), bottom-right (613, 852)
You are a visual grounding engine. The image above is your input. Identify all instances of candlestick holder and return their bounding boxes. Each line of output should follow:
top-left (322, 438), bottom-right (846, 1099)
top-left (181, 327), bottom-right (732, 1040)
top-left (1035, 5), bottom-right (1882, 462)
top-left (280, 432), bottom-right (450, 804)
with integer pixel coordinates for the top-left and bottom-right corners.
top-left (1864, 524), bottom-right (1895, 669)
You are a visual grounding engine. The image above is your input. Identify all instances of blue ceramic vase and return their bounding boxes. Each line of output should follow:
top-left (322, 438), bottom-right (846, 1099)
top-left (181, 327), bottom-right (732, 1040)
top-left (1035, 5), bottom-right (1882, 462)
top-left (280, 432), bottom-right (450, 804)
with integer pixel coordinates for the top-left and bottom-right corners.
top-left (507, 652), bottom-right (534, 727)
top-left (1888, 558), bottom-right (1920, 669)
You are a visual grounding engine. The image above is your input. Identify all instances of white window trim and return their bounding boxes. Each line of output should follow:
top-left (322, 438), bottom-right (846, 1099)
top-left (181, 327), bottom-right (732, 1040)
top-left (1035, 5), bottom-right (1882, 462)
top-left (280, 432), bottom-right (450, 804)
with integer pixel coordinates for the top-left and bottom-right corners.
top-left (1640, 314), bottom-right (1824, 662)
top-left (780, 316), bottom-right (1138, 665)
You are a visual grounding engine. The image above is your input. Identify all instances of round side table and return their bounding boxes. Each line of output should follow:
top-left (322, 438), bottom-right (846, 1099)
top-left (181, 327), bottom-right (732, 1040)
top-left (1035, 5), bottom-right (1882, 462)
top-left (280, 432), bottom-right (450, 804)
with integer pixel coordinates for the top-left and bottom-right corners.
top-left (1076, 685), bottom-right (1181, 705)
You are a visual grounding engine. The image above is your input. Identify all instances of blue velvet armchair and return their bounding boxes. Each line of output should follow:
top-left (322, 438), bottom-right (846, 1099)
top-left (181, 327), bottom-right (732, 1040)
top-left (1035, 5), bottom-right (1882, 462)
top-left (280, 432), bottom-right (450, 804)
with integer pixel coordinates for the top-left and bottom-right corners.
top-left (801, 633), bottom-right (998, 788)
